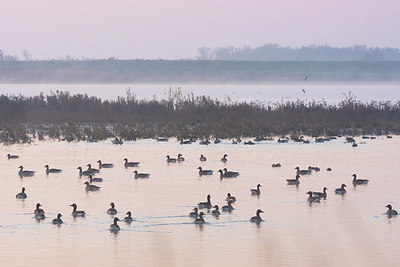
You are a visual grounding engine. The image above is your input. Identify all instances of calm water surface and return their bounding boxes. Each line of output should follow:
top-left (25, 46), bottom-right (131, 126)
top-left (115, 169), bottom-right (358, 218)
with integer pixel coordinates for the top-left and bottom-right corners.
top-left (1, 137), bottom-right (400, 266)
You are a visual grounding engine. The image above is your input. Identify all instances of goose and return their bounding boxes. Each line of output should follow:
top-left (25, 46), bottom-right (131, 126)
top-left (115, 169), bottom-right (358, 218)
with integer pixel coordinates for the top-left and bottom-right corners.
top-left (295, 167), bottom-right (311, 175)
top-left (211, 205), bottom-right (221, 216)
top-left (251, 184), bottom-right (262, 195)
top-left (313, 187), bottom-right (327, 198)
top-left (222, 201), bottom-right (234, 212)
top-left (223, 168), bottom-right (239, 177)
top-left (177, 154), bottom-right (185, 162)
top-left (189, 207), bottom-right (199, 218)
top-left (44, 165), bottom-right (62, 174)
top-left (70, 203), bottom-right (86, 217)
top-left (166, 155), bottom-right (177, 163)
top-left (232, 140), bottom-right (238, 144)
top-left (34, 203), bottom-right (45, 219)
top-left (308, 166), bottom-right (320, 172)
top-left (97, 160), bottom-right (114, 168)
top-left (386, 205), bottom-right (398, 216)
top-left (107, 202), bottom-right (118, 215)
top-left (214, 139), bottom-right (221, 144)
top-left (226, 193), bottom-right (236, 202)
top-left (199, 139), bottom-right (210, 145)
top-left (327, 168), bottom-right (332, 171)
top-left (217, 169), bottom-right (237, 179)
top-left (112, 138), bottom-right (123, 145)
top-left (18, 166), bottom-right (35, 177)
top-left (244, 141), bottom-right (255, 145)
top-left (77, 167), bottom-right (95, 177)
top-left (84, 181), bottom-right (100, 191)
top-left (194, 212), bottom-right (206, 224)
top-left (133, 170), bottom-right (150, 179)
top-left (123, 158), bottom-right (140, 168)
top-left (86, 164), bottom-right (100, 173)
top-left (250, 209), bottom-right (264, 223)
top-left (52, 213), bottom-right (63, 225)
top-left (199, 155), bottom-right (207, 161)
top-left (16, 187), bottom-right (27, 199)
top-left (180, 139), bottom-right (191, 145)
top-left (221, 154), bottom-right (228, 163)
top-left (286, 175), bottom-right (300, 185)
top-left (124, 211), bottom-right (134, 223)
top-left (352, 174), bottom-right (369, 185)
top-left (335, 184), bottom-right (347, 195)
top-left (7, 154), bottom-right (19, 159)
top-left (88, 175), bottom-right (103, 183)
top-left (109, 218), bottom-right (121, 232)
top-left (272, 163), bottom-right (281, 168)
top-left (306, 191), bottom-right (321, 203)
top-left (198, 195), bottom-right (212, 209)
top-left (198, 167), bottom-right (213, 176)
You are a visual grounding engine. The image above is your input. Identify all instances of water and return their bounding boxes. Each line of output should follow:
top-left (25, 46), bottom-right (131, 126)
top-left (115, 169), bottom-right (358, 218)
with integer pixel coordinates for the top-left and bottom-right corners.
top-left (1, 83), bottom-right (400, 104)
top-left (1, 137), bottom-right (400, 266)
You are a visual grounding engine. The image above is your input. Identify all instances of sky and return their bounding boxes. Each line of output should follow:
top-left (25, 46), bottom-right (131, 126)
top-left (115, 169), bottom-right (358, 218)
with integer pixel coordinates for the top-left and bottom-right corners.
top-left (0, 0), bottom-right (399, 60)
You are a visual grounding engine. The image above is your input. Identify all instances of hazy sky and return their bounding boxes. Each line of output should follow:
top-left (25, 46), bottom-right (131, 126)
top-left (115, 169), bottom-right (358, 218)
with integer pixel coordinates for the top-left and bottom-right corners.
top-left (1, 0), bottom-right (399, 60)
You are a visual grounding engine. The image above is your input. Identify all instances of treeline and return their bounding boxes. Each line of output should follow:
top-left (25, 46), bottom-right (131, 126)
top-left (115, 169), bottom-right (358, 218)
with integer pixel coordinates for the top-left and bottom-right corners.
top-left (1, 90), bottom-right (399, 143)
top-left (198, 44), bottom-right (400, 61)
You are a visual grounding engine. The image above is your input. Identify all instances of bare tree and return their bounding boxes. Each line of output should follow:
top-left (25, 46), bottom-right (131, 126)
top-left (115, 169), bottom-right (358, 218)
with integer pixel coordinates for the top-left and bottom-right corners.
top-left (22, 49), bottom-right (33, 61)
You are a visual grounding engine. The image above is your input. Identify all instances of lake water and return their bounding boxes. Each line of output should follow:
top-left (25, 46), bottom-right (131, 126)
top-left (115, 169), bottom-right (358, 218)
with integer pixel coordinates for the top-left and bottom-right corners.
top-left (1, 137), bottom-right (400, 266)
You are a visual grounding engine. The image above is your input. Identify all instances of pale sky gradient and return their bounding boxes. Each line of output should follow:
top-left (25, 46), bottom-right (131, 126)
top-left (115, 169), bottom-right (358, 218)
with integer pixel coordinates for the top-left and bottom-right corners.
top-left (0, 0), bottom-right (399, 59)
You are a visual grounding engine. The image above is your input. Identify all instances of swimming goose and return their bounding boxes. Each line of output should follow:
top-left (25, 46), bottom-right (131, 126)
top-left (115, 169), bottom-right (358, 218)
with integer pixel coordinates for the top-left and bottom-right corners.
top-left (124, 211), bottom-right (134, 223)
top-left (180, 139), bottom-right (191, 145)
top-left (133, 170), bottom-right (150, 179)
top-left (194, 212), bottom-right (206, 224)
top-left (250, 209), bottom-right (264, 223)
top-left (198, 167), bottom-right (213, 176)
top-left (306, 191), bottom-right (321, 203)
top-left (386, 205), bottom-right (398, 216)
top-left (335, 184), bottom-right (347, 195)
top-left (211, 205), bottom-right (221, 216)
top-left (226, 193), bottom-right (236, 202)
top-left (52, 213), bottom-right (63, 225)
top-left (223, 168), bottom-right (239, 177)
top-left (244, 141), bottom-right (255, 145)
top-left (84, 181), bottom-right (100, 191)
top-left (189, 207), bottom-right (199, 218)
top-left (109, 218), bottom-right (121, 232)
top-left (352, 174), bottom-right (369, 185)
top-left (199, 139), bottom-right (210, 145)
top-left (272, 163), bottom-right (281, 168)
top-left (88, 175), bottom-right (103, 183)
top-left (308, 166), bottom-right (320, 172)
top-left (18, 166), bottom-right (35, 177)
top-left (70, 203), bottom-right (86, 217)
top-left (286, 175), bottom-right (300, 185)
top-left (16, 187), bottom-right (27, 199)
top-left (295, 167), bottom-right (311, 175)
top-left (327, 168), bottom-right (332, 171)
top-left (7, 154), bottom-right (19, 159)
top-left (86, 164), bottom-right (100, 173)
top-left (77, 167), bottom-right (95, 177)
top-left (222, 201), bottom-right (234, 212)
top-left (199, 155), bottom-right (207, 161)
top-left (123, 158), bottom-right (140, 168)
top-left (217, 169), bottom-right (238, 178)
top-left (251, 184), bottom-right (262, 195)
top-left (34, 203), bottom-right (45, 219)
top-left (97, 160), bottom-right (113, 168)
top-left (107, 202), bottom-right (118, 215)
top-left (177, 154), bottom-right (185, 162)
top-left (166, 155), bottom-right (177, 163)
top-left (313, 187), bottom-right (327, 198)
top-left (198, 195), bottom-right (212, 209)
top-left (221, 154), bottom-right (228, 163)
top-left (44, 165), bottom-right (62, 174)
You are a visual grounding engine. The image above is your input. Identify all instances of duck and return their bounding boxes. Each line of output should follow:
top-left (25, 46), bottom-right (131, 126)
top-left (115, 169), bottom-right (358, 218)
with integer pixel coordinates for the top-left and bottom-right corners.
top-left (44, 165), bottom-right (62, 174)
top-left (306, 191), bottom-right (321, 203)
top-left (16, 187), bottom-right (27, 199)
top-left (327, 168), bottom-right (332, 171)
top-left (86, 164), bottom-right (100, 173)
top-left (34, 203), bottom-right (45, 219)
top-left (198, 195), bottom-right (212, 209)
top-left (286, 174), bottom-right (300, 185)
top-left (352, 174), bottom-right (369, 185)
top-left (97, 160), bottom-right (113, 168)
top-left (250, 184), bottom-right (262, 195)
top-left (177, 154), bottom-right (185, 162)
top-left (88, 174), bottom-right (103, 183)
top-left (84, 181), bottom-right (100, 191)
top-left (133, 170), bottom-right (150, 179)
top-left (124, 211), bottom-right (134, 223)
top-left (198, 167), bottom-right (213, 176)
top-left (7, 154), bottom-right (19, 159)
top-left (250, 209), bottom-right (264, 223)
top-left (18, 166), bottom-right (35, 177)
top-left (295, 167), bottom-right (311, 175)
top-left (70, 203), bottom-right (86, 217)
top-left (199, 155), bottom-right (207, 161)
top-left (386, 205), bottom-right (398, 216)
top-left (308, 166), bottom-right (320, 172)
top-left (123, 158), bottom-right (140, 168)
top-left (226, 193), bottom-right (236, 202)
top-left (194, 212), bottom-right (206, 224)
top-left (109, 217), bottom-right (121, 232)
top-left (52, 213), bottom-right (63, 225)
top-left (335, 184), bottom-right (347, 195)
top-left (313, 187), bottom-right (327, 198)
top-left (107, 202), bottom-right (118, 215)
top-left (244, 141), bottom-right (255, 145)
top-left (166, 155), bottom-right (177, 163)
top-left (189, 207), bottom-right (199, 218)
top-left (180, 139), bottom-right (191, 145)
top-left (221, 154), bottom-right (228, 163)
top-left (223, 168), bottom-right (239, 177)
top-left (222, 201), bottom-right (234, 212)
top-left (272, 163), bottom-right (281, 168)
top-left (211, 205), bottom-right (221, 216)
top-left (77, 167), bottom-right (95, 177)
